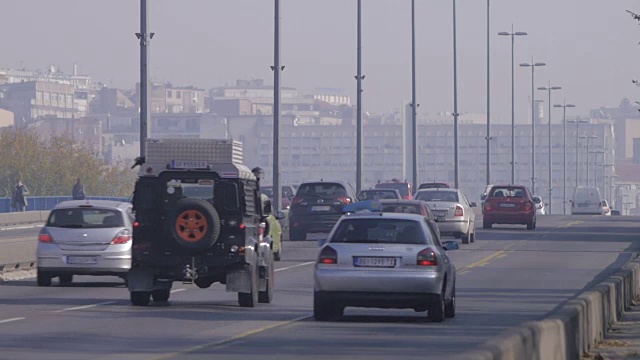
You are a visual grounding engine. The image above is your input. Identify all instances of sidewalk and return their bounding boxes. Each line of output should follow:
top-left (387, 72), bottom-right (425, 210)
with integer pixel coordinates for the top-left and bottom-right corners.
top-left (590, 301), bottom-right (640, 360)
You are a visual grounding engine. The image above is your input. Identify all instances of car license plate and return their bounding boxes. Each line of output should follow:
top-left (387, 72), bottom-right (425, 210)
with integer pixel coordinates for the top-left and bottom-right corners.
top-left (311, 206), bottom-right (331, 211)
top-left (66, 256), bottom-right (98, 265)
top-left (436, 216), bottom-right (446, 222)
top-left (433, 210), bottom-right (447, 217)
top-left (353, 257), bottom-right (396, 268)
top-left (578, 203), bottom-right (590, 208)
top-left (499, 203), bottom-right (516, 208)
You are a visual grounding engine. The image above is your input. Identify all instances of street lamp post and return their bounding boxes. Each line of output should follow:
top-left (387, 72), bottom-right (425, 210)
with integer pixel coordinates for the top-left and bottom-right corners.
top-left (554, 102), bottom-right (575, 214)
top-left (485, 0), bottom-right (491, 185)
top-left (137, 0), bottom-right (152, 157)
top-left (590, 150), bottom-right (605, 189)
top-left (580, 134), bottom-right (598, 186)
top-left (498, 27), bottom-right (527, 185)
top-left (567, 118), bottom-right (588, 188)
top-left (520, 59), bottom-right (546, 195)
top-left (453, 0), bottom-right (460, 188)
top-left (355, 0), bottom-right (365, 194)
top-left (538, 83), bottom-right (561, 214)
top-left (411, 0), bottom-right (418, 191)
top-left (271, 0), bottom-right (283, 212)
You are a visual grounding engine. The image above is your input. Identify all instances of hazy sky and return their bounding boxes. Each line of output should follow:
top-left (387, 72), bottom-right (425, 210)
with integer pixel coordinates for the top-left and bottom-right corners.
top-left (2, 0), bottom-right (639, 123)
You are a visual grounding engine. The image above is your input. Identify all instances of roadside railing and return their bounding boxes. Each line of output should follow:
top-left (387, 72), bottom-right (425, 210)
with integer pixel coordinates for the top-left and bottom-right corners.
top-left (0, 196), bottom-right (129, 213)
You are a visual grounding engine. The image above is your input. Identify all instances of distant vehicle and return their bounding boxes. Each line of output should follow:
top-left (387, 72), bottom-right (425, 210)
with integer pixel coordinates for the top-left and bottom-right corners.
top-left (36, 200), bottom-right (133, 287)
top-left (289, 181), bottom-right (356, 241)
top-left (418, 182), bottom-right (451, 191)
top-left (314, 210), bottom-right (457, 322)
top-left (414, 188), bottom-right (477, 244)
top-left (261, 185), bottom-right (297, 210)
top-left (532, 196), bottom-right (546, 215)
top-left (570, 186), bottom-right (604, 215)
top-left (378, 199), bottom-right (441, 239)
top-left (480, 184), bottom-right (496, 214)
top-left (601, 199), bottom-right (612, 216)
top-left (611, 209), bottom-right (621, 216)
top-left (375, 179), bottom-right (413, 200)
top-left (482, 185), bottom-right (536, 230)
top-left (356, 189), bottom-right (401, 201)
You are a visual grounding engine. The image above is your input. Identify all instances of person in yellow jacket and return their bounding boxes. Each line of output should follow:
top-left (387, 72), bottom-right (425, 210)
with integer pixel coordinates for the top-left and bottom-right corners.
top-left (261, 193), bottom-right (282, 261)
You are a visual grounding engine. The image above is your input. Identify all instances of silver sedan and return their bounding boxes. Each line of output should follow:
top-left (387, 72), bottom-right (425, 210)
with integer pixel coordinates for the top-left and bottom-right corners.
top-left (36, 200), bottom-right (133, 286)
top-left (314, 211), bottom-right (456, 322)
top-left (414, 188), bottom-right (477, 244)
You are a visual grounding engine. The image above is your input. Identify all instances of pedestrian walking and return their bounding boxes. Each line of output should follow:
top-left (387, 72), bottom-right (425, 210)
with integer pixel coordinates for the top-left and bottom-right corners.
top-left (72, 178), bottom-right (86, 200)
top-left (11, 180), bottom-right (29, 212)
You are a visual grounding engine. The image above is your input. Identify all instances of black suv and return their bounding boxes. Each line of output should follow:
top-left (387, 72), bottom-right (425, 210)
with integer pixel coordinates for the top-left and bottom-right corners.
top-left (288, 181), bottom-right (356, 240)
top-left (128, 168), bottom-right (276, 308)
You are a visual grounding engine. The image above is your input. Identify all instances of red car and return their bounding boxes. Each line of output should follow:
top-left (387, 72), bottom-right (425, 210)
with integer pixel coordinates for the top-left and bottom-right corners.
top-left (482, 185), bottom-right (536, 230)
top-left (375, 179), bottom-right (413, 200)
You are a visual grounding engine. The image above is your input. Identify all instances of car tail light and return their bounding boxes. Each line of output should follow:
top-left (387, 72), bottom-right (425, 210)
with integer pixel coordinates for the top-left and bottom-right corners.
top-left (484, 202), bottom-right (492, 212)
top-left (454, 205), bottom-right (464, 217)
top-left (291, 196), bottom-right (303, 206)
top-left (417, 248), bottom-right (438, 266)
top-left (524, 202), bottom-right (533, 210)
top-left (38, 230), bottom-right (54, 243)
top-left (239, 223), bottom-right (246, 230)
top-left (337, 197), bottom-right (352, 205)
top-left (132, 221), bottom-right (140, 228)
top-left (111, 229), bottom-right (132, 244)
top-left (318, 246), bottom-right (338, 265)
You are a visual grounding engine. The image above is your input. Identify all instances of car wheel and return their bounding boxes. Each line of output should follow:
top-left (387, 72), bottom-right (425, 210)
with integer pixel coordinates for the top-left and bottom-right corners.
top-left (445, 284), bottom-right (456, 319)
top-left (461, 231), bottom-right (470, 245)
top-left (37, 270), bottom-right (52, 287)
top-left (59, 274), bottom-right (73, 286)
top-left (526, 220), bottom-right (535, 230)
top-left (152, 289), bottom-right (170, 302)
top-left (470, 230), bottom-right (475, 243)
top-left (313, 292), bottom-right (342, 321)
top-left (428, 292), bottom-right (446, 323)
top-left (483, 221), bottom-right (492, 229)
top-left (258, 254), bottom-right (274, 304)
top-left (169, 198), bottom-right (221, 253)
top-left (130, 291), bottom-right (151, 306)
top-left (238, 263), bottom-right (259, 307)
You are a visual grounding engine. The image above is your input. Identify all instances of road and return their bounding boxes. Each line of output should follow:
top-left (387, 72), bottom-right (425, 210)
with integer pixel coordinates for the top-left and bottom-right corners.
top-left (0, 215), bottom-right (637, 360)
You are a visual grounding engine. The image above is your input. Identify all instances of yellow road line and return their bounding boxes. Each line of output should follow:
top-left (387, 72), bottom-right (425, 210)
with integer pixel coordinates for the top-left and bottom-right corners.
top-left (152, 315), bottom-right (311, 360)
top-left (457, 242), bottom-right (517, 273)
top-left (558, 220), bottom-right (583, 228)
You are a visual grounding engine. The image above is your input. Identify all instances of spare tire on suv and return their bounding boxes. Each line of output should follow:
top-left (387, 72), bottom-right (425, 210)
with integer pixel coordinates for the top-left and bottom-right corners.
top-left (169, 198), bottom-right (221, 253)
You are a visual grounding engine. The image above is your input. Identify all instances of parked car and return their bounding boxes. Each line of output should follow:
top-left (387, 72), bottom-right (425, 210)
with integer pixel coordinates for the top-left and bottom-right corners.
top-left (375, 180), bottom-right (413, 200)
top-left (36, 200), bottom-right (134, 286)
top-left (532, 196), bottom-right (546, 215)
top-left (414, 188), bottom-right (476, 244)
top-left (357, 189), bottom-right (402, 201)
top-left (314, 209), bottom-right (457, 322)
top-left (378, 199), bottom-right (441, 239)
top-left (289, 181), bottom-right (356, 241)
top-left (570, 186), bottom-right (604, 215)
top-left (418, 182), bottom-right (451, 191)
top-left (482, 185), bottom-right (536, 230)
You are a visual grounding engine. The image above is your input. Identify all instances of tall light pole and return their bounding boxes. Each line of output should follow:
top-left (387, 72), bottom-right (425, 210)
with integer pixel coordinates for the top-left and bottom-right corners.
top-left (538, 83), bottom-right (561, 214)
top-left (520, 59), bottom-right (546, 194)
top-left (554, 101), bottom-right (575, 214)
top-left (271, 0), bottom-right (284, 212)
top-left (498, 27), bottom-right (527, 185)
top-left (411, 0), bottom-right (418, 191)
top-left (355, 0), bottom-right (365, 194)
top-left (453, 0), bottom-right (460, 188)
top-left (136, 0), bottom-right (153, 157)
top-left (591, 150), bottom-right (605, 189)
top-left (580, 134), bottom-right (598, 186)
top-left (567, 118), bottom-right (589, 188)
top-left (485, 0), bottom-right (491, 185)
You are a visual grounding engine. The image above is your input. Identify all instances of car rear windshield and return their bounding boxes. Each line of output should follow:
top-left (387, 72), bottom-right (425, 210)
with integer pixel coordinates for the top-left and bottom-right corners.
top-left (415, 191), bottom-right (459, 202)
top-left (381, 203), bottom-right (423, 215)
top-left (375, 183), bottom-right (410, 197)
top-left (358, 190), bottom-right (399, 200)
top-left (490, 187), bottom-right (526, 198)
top-left (419, 183), bottom-right (450, 189)
top-left (330, 218), bottom-right (428, 245)
top-left (297, 183), bottom-right (347, 198)
top-left (47, 208), bottom-right (124, 228)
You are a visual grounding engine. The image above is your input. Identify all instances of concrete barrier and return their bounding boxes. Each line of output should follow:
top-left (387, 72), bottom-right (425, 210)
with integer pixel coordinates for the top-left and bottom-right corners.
top-left (454, 257), bottom-right (640, 360)
top-left (0, 211), bottom-right (49, 227)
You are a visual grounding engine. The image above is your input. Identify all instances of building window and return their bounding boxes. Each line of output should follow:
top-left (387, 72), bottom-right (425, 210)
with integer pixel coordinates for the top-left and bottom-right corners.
top-left (177, 91), bottom-right (181, 99)
top-left (167, 90), bottom-right (172, 98)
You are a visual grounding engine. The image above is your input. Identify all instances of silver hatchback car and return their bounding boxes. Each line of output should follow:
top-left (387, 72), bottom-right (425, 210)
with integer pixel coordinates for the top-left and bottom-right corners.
top-left (36, 200), bottom-right (133, 286)
top-left (314, 210), bottom-right (456, 323)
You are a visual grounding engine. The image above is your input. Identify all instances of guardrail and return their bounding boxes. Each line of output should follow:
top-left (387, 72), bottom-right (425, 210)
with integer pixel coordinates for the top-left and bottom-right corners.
top-left (0, 196), bottom-right (129, 213)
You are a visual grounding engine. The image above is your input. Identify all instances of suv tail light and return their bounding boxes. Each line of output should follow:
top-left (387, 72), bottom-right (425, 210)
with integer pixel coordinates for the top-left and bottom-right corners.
top-left (111, 229), bottom-right (132, 244)
top-left (337, 197), bottom-right (352, 205)
top-left (454, 205), bottom-right (464, 217)
top-left (291, 196), bottom-right (303, 206)
top-left (318, 246), bottom-right (338, 264)
top-left (484, 202), bottom-right (492, 212)
top-left (38, 229), bottom-right (54, 243)
top-left (417, 248), bottom-right (438, 266)
top-left (524, 201), bottom-right (533, 211)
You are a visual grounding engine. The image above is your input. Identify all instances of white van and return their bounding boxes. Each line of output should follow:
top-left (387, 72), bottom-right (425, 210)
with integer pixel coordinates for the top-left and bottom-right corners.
top-left (571, 186), bottom-right (604, 215)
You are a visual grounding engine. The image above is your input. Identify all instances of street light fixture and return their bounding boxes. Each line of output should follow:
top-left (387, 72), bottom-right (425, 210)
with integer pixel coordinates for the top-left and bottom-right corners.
top-left (538, 83), bottom-right (561, 214)
top-left (498, 27), bottom-right (527, 185)
top-left (553, 102), bottom-right (575, 214)
top-left (520, 59), bottom-right (546, 195)
top-left (579, 134), bottom-right (598, 186)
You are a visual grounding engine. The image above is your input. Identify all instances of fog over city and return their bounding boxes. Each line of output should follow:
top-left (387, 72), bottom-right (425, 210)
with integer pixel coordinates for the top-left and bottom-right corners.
top-left (2, 0), bottom-right (638, 123)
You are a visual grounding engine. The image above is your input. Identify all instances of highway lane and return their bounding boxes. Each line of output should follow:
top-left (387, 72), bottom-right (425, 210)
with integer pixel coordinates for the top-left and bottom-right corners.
top-left (0, 225), bottom-right (42, 266)
top-left (0, 215), bottom-right (636, 360)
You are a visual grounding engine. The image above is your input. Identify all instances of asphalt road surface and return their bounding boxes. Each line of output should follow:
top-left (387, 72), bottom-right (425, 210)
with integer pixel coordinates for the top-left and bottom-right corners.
top-left (0, 215), bottom-right (637, 360)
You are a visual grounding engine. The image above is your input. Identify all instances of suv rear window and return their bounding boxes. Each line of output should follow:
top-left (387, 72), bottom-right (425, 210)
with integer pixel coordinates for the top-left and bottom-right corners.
top-left (375, 183), bottom-right (410, 197)
top-left (330, 218), bottom-right (428, 245)
top-left (489, 187), bottom-right (527, 198)
top-left (47, 208), bottom-right (124, 228)
top-left (358, 190), bottom-right (399, 201)
top-left (415, 191), bottom-right (459, 202)
top-left (297, 182), bottom-right (347, 198)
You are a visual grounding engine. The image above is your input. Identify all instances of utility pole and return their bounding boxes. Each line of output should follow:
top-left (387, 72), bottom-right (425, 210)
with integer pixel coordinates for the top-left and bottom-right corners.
top-left (453, 0), bottom-right (460, 188)
top-left (485, 0), bottom-right (491, 186)
top-left (355, 0), bottom-right (365, 194)
top-left (136, 0), bottom-right (153, 157)
top-left (271, 0), bottom-right (284, 212)
top-left (411, 0), bottom-right (418, 191)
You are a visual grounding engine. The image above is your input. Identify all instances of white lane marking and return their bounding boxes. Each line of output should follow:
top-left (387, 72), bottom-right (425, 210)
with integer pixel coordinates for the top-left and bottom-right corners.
top-left (0, 317), bottom-right (25, 324)
top-left (53, 301), bottom-right (115, 313)
top-left (170, 288), bottom-right (186, 293)
top-left (275, 261), bottom-right (314, 272)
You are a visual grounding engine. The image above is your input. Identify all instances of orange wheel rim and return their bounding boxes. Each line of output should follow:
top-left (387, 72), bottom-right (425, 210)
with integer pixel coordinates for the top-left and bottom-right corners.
top-left (175, 210), bottom-right (208, 242)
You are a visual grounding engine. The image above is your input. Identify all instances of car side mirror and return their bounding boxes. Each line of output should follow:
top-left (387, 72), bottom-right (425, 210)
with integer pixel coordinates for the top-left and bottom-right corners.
top-left (480, 194), bottom-right (487, 201)
top-left (263, 200), bottom-right (273, 215)
top-left (275, 211), bottom-right (285, 220)
top-left (442, 240), bottom-right (459, 251)
top-left (470, 202), bottom-right (477, 208)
